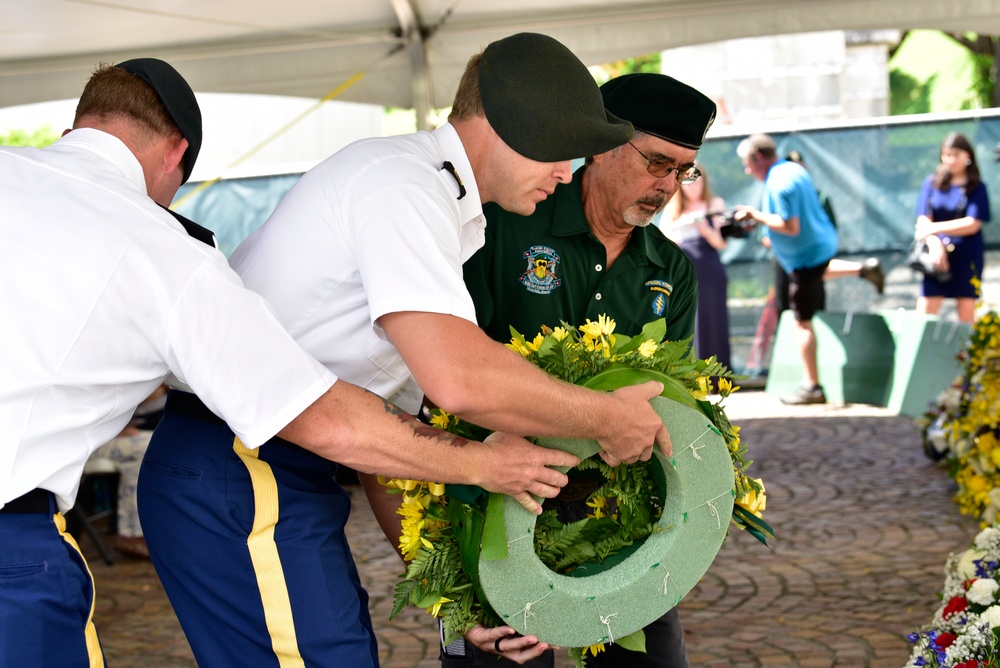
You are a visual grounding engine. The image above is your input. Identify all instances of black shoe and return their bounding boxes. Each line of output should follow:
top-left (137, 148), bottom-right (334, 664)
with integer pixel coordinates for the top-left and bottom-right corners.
top-left (860, 258), bottom-right (885, 294)
top-left (780, 385), bottom-right (827, 405)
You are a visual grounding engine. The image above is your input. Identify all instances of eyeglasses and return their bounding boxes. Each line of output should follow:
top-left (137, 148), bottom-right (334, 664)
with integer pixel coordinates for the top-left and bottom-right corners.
top-left (627, 142), bottom-right (701, 183)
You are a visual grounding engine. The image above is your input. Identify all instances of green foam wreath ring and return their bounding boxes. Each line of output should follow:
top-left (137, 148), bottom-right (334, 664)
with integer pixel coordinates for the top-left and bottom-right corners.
top-left (477, 396), bottom-right (734, 648)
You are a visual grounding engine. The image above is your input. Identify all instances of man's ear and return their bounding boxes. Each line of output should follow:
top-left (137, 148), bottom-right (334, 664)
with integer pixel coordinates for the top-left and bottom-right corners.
top-left (163, 136), bottom-right (188, 176)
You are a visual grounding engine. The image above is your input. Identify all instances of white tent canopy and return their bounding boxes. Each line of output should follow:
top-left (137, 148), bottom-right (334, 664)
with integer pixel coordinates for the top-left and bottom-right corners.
top-left (4, 0), bottom-right (1000, 124)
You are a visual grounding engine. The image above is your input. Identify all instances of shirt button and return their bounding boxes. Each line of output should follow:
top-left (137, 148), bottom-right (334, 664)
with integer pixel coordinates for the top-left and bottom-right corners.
top-left (595, 293), bottom-right (603, 301)
top-left (595, 264), bottom-right (603, 271)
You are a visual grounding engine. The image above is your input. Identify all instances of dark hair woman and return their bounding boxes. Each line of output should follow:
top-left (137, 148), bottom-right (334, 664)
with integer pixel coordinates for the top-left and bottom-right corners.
top-left (914, 132), bottom-right (991, 322)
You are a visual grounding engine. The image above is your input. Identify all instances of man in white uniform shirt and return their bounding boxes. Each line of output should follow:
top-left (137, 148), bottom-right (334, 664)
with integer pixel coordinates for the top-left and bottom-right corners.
top-left (243, 31), bottom-right (662, 661)
top-left (0, 58), bottom-right (576, 667)
top-left (143, 33), bottom-right (671, 667)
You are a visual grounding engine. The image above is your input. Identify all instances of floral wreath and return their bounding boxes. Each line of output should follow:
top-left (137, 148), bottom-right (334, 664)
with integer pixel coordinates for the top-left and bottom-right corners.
top-left (380, 315), bottom-right (772, 666)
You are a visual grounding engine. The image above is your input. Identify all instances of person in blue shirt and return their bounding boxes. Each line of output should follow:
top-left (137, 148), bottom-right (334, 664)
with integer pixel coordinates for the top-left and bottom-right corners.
top-left (734, 133), bottom-right (839, 405)
top-left (915, 131), bottom-right (991, 323)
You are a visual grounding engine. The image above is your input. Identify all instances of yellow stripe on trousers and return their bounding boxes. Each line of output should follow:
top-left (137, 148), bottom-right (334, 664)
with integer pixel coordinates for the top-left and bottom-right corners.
top-left (54, 512), bottom-right (105, 668)
top-left (233, 437), bottom-right (306, 668)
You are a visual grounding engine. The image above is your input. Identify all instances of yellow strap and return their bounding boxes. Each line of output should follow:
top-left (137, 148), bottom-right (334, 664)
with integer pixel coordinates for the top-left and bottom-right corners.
top-left (233, 437), bottom-right (306, 668)
top-left (54, 512), bottom-right (105, 668)
top-left (171, 72), bottom-right (366, 209)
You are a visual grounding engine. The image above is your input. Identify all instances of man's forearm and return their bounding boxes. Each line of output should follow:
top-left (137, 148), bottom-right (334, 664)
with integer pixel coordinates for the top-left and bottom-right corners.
top-left (380, 310), bottom-right (665, 465)
top-left (278, 381), bottom-right (483, 483)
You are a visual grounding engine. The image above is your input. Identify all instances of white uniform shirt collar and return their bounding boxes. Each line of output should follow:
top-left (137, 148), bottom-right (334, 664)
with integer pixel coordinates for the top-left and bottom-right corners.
top-left (57, 128), bottom-right (148, 196)
top-left (431, 123), bottom-right (486, 263)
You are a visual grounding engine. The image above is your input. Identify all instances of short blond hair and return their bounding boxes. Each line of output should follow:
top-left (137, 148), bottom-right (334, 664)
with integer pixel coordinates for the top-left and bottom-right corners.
top-left (447, 53), bottom-right (484, 122)
top-left (736, 133), bottom-right (776, 161)
top-left (74, 63), bottom-right (179, 141)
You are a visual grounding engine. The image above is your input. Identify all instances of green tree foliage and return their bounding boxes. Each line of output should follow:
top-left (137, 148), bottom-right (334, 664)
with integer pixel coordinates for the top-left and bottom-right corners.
top-left (889, 30), bottom-right (993, 114)
top-left (0, 126), bottom-right (60, 147)
top-left (889, 69), bottom-right (935, 115)
top-left (591, 54), bottom-right (662, 86)
top-left (943, 32), bottom-right (999, 108)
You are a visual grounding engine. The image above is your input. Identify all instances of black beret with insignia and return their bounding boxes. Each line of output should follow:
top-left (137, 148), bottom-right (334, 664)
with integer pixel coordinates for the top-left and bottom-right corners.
top-left (601, 73), bottom-right (716, 150)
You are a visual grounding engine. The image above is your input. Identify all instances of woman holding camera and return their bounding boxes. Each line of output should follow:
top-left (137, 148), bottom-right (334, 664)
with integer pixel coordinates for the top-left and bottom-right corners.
top-left (915, 132), bottom-right (991, 323)
top-left (658, 165), bottom-right (732, 370)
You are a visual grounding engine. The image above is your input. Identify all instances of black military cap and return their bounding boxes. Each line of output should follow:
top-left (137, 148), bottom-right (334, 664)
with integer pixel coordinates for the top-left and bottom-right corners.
top-left (117, 58), bottom-right (202, 184)
top-left (478, 33), bottom-right (633, 162)
top-left (601, 73), bottom-right (716, 150)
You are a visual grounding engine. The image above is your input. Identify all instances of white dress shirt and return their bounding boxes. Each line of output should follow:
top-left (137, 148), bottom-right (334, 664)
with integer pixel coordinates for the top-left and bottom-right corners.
top-left (0, 129), bottom-right (335, 510)
top-left (231, 123), bottom-right (486, 413)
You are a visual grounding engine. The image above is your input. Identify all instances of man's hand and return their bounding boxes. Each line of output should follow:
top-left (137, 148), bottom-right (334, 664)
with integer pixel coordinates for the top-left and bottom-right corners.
top-left (479, 432), bottom-right (578, 514)
top-left (598, 380), bottom-right (671, 467)
top-left (733, 206), bottom-right (756, 224)
top-left (464, 625), bottom-right (551, 664)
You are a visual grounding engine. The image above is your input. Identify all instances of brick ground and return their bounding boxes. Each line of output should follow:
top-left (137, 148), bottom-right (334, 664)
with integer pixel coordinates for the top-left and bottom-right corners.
top-left (84, 390), bottom-right (979, 667)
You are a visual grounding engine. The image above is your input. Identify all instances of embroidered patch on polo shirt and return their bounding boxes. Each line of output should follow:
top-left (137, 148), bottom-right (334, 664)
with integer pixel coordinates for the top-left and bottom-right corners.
top-left (645, 279), bottom-right (673, 316)
top-left (519, 245), bottom-right (562, 294)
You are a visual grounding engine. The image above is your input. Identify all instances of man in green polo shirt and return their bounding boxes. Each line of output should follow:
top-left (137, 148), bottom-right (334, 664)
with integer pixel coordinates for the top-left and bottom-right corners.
top-left (450, 73), bottom-right (717, 668)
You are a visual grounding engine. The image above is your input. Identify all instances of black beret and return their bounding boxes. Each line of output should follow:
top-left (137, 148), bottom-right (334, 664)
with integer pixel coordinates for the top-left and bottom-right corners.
top-left (117, 58), bottom-right (202, 184)
top-left (478, 33), bottom-right (633, 162)
top-left (600, 73), bottom-right (716, 150)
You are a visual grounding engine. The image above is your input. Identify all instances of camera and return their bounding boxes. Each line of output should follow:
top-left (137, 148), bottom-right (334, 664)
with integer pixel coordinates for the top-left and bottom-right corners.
top-left (710, 208), bottom-right (756, 239)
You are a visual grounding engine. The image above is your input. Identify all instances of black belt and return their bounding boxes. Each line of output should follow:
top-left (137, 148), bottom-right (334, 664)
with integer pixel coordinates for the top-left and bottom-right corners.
top-left (2, 488), bottom-right (53, 514)
top-left (165, 390), bottom-right (226, 426)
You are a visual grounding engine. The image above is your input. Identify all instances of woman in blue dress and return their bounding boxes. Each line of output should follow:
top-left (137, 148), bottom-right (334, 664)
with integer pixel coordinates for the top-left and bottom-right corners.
top-left (915, 132), bottom-right (991, 323)
top-left (659, 165), bottom-right (732, 369)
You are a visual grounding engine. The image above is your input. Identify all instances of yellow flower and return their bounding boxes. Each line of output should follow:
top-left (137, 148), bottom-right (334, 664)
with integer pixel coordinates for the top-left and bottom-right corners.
top-left (551, 326), bottom-right (569, 341)
top-left (580, 315), bottom-right (617, 356)
top-left (506, 338), bottom-right (532, 357)
top-left (718, 378), bottom-right (740, 395)
top-left (429, 412), bottom-right (452, 430)
top-left (586, 495), bottom-right (608, 519)
top-left (690, 376), bottom-right (710, 401)
top-left (637, 339), bottom-right (657, 358)
top-left (580, 314), bottom-right (616, 339)
top-left (735, 478), bottom-right (767, 518)
top-left (425, 596), bottom-right (453, 617)
top-left (397, 492), bottom-right (428, 521)
top-left (585, 643), bottom-right (606, 657)
top-left (526, 333), bottom-right (546, 352)
top-left (399, 518), bottom-right (433, 561)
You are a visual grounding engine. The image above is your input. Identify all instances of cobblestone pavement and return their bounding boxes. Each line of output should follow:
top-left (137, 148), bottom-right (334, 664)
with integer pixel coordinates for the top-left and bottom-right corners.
top-left (84, 390), bottom-right (980, 667)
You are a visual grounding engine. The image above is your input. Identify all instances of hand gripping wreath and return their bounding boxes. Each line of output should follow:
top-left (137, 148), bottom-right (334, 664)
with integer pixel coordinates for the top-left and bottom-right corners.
top-left (478, 395), bottom-right (735, 648)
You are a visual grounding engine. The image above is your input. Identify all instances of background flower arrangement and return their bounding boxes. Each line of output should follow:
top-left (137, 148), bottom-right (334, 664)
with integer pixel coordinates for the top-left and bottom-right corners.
top-left (917, 310), bottom-right (1000, 525)
top-left (905, 526), bottom-right (1000, 667)
top-left (381, 315), bottom-right (772, 666)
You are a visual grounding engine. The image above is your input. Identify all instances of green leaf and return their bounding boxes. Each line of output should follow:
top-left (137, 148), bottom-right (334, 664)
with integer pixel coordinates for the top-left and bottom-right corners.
top-left (608, 331), bottom-right (633, 355)
top-left (637, 318), bottom-right (667, 344)
top-left (413, 590), bottom-right (443, 608)
top-left (450, 501), bottom-right (485, 590)
top-left (579, 367), bottom-right (697, 409)
top-left (480, 492), bottom-right (510, 561)
top-left (616, 628), bottom-right (647, 653)
top-left (445, 483), bottom-right (487, 504)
